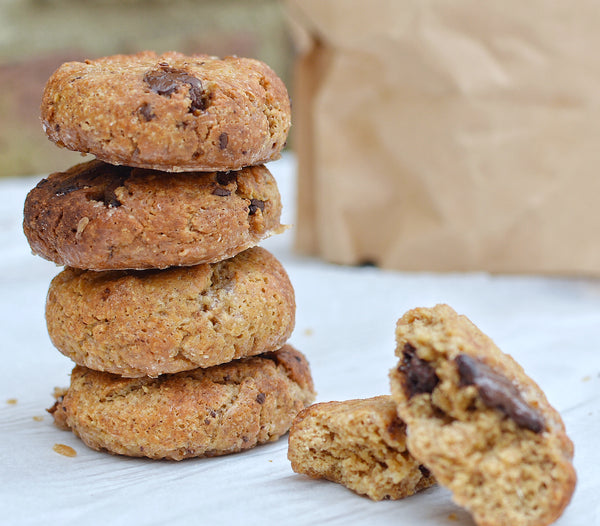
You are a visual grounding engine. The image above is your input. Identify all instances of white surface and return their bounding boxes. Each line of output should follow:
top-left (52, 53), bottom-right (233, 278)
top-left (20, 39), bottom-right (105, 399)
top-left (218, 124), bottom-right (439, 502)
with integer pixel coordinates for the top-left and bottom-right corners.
top-left (0, 155), bottom-right (598, 525)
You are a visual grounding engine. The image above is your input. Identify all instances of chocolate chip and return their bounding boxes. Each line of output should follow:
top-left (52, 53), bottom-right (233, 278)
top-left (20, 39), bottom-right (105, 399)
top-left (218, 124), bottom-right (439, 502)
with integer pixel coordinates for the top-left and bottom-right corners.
top-left (455, 354), bottom-right (545, 433)
top-left (256, 393), bottom-right (266, 404)
top-left (398, 343), bottom-right (439, 398)
top-left (101, 187), bottom-right (122, 207)
top-left (138, 103), bottom-right (155, 121)
top-left (98, 168), bottom-right (132, 208)
top-left (418, 465), bottom-right (431, 478)
top-left (216, 171), bottom-right (237, 186)
top-left (386, 419), bottom-right (404, 438)
top-left (212, 187), bottom-right (231, 197)
top-left (218, 132), bottom-right (228, 149)
top-left (248, 199), bottom-right (265, 216)
top-left (143, 65), bottom-right (207, 111)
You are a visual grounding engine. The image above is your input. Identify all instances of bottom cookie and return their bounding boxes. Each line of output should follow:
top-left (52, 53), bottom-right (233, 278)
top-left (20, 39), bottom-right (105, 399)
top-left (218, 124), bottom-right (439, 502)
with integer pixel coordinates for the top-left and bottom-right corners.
top-left (287, 396), bottom-right (435, 501)
top-left (49, 345), bottom-right (315, 460)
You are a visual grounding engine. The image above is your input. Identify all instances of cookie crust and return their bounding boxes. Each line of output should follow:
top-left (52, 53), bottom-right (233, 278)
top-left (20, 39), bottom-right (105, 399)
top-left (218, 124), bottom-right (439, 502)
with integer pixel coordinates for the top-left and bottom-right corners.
top-left (49, 346), bottom-right (315, 460)
top-left (23, 160), bottom-right (284, 270)
top-left (288, 396), bottom-right (435, 500)
top-left (41, 51), bottom-right (291, 172)
top-left (46, 247), bottom-right (295, 378)
top-left (389, 304), bottom-right (576, 526)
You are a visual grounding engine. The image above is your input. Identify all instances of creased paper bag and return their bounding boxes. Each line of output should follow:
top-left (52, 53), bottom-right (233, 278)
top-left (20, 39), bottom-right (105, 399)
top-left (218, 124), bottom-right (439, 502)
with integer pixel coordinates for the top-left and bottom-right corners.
top-left (285, 0), bottom-right (600, 275)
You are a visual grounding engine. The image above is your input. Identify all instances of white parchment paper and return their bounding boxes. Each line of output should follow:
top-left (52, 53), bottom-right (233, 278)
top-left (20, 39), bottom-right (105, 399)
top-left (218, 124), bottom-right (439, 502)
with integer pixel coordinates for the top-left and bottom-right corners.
top-left (1, 156), bottom-right (598, 525)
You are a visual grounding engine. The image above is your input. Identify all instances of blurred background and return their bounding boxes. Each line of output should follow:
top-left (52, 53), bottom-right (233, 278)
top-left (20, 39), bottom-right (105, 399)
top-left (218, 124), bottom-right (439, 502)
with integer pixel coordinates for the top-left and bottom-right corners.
top-left (2, 0), bottom-right (599, 274)
top-left (0, 0), bottom-right (294, 178)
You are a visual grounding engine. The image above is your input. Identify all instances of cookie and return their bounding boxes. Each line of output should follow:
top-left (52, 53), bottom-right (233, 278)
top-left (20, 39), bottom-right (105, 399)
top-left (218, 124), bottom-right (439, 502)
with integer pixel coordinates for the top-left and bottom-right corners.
top-left (41, 51), bottom-right (291, 172)
top-left (23, 160), bottom-right (284, 270)
top-left (288, 396), bottom-right (435, 501)
top-left (49, 345), bottom-right (315, 460)
top-left (46, 247), bottom-right (295, 378)
top-left (389, 304), bottom-right (576, 526)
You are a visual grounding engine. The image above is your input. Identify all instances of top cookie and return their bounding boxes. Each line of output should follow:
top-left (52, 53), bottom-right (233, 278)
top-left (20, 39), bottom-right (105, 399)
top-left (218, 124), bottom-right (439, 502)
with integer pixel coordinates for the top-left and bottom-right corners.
top-left (41, 51), bottom-right (291, 172)
top-left (389, 304), bottom-right (576, 526)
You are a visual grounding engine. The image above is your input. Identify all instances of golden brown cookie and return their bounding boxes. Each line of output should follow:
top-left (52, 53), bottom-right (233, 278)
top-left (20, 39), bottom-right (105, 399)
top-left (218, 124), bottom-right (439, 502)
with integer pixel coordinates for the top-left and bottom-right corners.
top-left (49, 346), bottom-right (316, 460)
top-left (389, 304), bottom-right (576, 526)
top-left (41, 51), bottom-right (291, 172)
top-left (23, 160), bottom-right (284, 270)
top-left (46, 247), bottom-right (295, 378)
top-left (288, 396), bottom-right (435, 501)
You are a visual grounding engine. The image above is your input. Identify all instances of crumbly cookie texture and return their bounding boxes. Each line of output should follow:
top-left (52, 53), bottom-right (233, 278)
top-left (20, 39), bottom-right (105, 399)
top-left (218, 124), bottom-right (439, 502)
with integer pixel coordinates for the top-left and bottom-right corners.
top-left (288, 396), bottom-right (435, 501)
top-left (389, 304), bottom-right (576, 526)
top-left (41, 51), bottom-right (291, 172)
top-left (49, 346), bottom-right (315, 460)
top-left (46, 247), bottom-right (295, 378)
top-left (23, 160), bottom-right (284, 270)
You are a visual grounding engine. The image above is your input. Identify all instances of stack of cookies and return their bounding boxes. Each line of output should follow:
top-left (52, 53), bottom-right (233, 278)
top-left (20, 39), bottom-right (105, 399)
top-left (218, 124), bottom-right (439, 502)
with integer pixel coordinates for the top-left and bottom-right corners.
top-left (23, 51), bottom-right (315, 460)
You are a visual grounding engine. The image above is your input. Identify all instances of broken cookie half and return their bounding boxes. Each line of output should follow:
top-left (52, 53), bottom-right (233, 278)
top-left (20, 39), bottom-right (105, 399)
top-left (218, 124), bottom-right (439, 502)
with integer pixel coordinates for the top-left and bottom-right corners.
top-left (389, 304), bottom-right (576, 526)
top-left (287, 396), bottom-right (435, 501)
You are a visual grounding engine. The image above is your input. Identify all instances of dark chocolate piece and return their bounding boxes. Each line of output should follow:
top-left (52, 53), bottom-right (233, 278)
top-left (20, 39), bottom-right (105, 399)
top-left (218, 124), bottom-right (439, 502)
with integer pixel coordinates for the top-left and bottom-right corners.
top-left (219, 132), bottom-right (228, 149)
top-left (144, 65), bottom-right (206, 111)
top-left (418, 465), bottom-right (431, 478)
top-left (455, 354), bottom-right (545, 433)
top-left (216, 171), bottom-right (237, 186)
top-left (248, 199), bottom-right (265, 216)
top-left (212, 187), bottom-right (231, 197)
top-left (398, 343), bottom-right (439, 398)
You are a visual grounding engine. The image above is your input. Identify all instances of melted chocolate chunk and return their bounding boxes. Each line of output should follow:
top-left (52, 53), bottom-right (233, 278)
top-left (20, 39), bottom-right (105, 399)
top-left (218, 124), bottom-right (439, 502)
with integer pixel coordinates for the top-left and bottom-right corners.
top-left (248, 199), bottom-right (265, 216)
top-left (455, 354), bottom-right (545, 433)
top-left (399, 343), bottom-right (439, 398)
top-left (216, 171), bottom-right (237, 186)
top-left (218, 132), bottom-right (228, 149)
top-left (50, 164), bottom-right (132, 209)
top-left (212, 187), bottom-right (231, 197)
top-left (256, 393), bottom-right (266, 404)
top-left (143, 65), bottom-right (207, 111)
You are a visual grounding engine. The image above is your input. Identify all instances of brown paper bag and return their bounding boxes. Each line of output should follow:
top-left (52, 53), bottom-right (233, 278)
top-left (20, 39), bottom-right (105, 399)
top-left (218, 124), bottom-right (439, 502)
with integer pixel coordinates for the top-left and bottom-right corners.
top-left (285, 0), bottom-right (600, 275)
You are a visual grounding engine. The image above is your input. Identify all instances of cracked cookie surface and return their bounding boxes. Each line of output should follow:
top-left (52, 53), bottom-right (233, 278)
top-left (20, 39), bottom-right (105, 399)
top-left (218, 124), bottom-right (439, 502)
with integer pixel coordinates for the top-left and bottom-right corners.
top-left (41, 51), bottom-right (291, 172)
top-left (46, 247), bottom-right (295, 377)
top-left (389, 304), bottom-right (576, 526)
top-left (288, 396), bottom-right (435, 500)
top-left (23, 159), bottom-right (284, 270)
top-left (49, 346), bottom-right (315, 460)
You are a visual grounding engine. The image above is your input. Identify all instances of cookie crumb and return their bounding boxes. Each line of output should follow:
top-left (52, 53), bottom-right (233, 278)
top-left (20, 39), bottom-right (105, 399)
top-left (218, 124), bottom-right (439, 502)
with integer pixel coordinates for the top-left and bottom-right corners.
top-left (53, 443), bottom-right (77, 457)
top-left (447, 513), bottom-right (459, 521)
top-left (33, 415), bottom-right (44, 422)
top-left (6, 398), bottom-right (17, 405)
top-left (582, 375), bottom-right (591, 382)
top-left (304, 328), bottom-right (314, 337)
